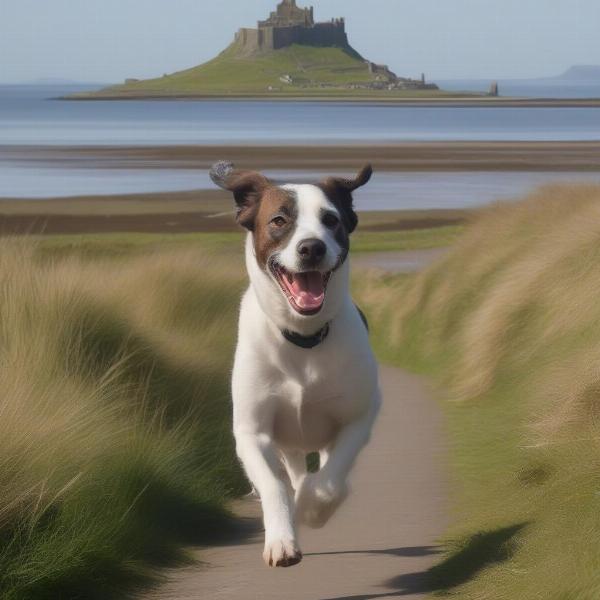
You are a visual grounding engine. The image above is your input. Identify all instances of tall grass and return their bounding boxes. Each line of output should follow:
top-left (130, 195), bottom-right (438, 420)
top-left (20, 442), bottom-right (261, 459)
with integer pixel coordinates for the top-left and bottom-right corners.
top-left (356, 184), bottom-right (600, 599)
top-left (0, 239), bottom-right (247, 599)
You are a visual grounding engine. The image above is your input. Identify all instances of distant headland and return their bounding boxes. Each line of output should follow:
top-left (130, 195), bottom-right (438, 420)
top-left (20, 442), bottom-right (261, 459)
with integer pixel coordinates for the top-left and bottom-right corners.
top-left (552, 65), bottom-right (600, 80)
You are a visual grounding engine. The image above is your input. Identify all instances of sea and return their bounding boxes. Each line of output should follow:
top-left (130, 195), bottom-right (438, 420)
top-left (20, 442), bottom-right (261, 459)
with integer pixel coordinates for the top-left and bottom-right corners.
top-left (437, 78), bottom-right (600, 100)
top-left (1, 83), bottom-right (600, 209)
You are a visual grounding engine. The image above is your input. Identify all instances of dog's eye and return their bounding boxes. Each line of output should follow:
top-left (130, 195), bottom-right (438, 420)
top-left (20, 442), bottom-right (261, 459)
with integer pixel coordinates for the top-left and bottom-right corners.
top-left (271, 216), bottom-right (287, 227)
top-left (322, 213), bottom-right (339, 228)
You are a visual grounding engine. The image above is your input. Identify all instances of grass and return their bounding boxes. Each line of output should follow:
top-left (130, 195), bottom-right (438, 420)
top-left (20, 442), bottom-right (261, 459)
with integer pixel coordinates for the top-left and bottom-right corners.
top-left (31, 225), bottom-right (462, 261)
top-left (352, 226), bottom-right (463, 253)
top-left (355, 183), bottom-right (600, 599)
top-left (77, 45), bottom-right (374, 97)
top-left (34, 233), bottom-right (246, 261)
top-left (73, 43), bottom-right (454, 99)
top-left (0, 219), bottom-right (456, 598)
top-left (0, 238), bottom-right (248, 599)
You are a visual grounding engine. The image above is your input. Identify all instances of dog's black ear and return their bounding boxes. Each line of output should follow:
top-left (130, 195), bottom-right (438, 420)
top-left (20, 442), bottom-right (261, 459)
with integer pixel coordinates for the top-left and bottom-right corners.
top-left (319, 164), bottom-right (373, 234)
top-left (210, 161), bottom-right (270, 231)
top-left (329, 164), bottom-right (373, 193)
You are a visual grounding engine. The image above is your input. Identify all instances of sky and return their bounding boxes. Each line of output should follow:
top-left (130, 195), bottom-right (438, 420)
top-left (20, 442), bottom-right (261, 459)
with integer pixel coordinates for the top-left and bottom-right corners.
top-left (1, 0), bottom-right (599, 84)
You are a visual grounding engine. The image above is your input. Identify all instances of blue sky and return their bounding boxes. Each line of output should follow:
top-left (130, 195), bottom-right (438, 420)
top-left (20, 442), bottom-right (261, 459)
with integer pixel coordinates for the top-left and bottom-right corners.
top-left (1, 0), bottom-right (599, 83)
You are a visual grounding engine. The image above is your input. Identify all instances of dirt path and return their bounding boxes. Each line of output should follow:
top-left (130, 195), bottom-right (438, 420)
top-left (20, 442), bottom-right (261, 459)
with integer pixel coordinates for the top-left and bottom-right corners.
top-left (145, 252), bottom-right (447, 600)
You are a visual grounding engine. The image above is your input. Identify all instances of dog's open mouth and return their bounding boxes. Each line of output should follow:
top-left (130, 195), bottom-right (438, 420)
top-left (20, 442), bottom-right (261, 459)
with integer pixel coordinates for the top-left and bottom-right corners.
top-left (269, 260), bottom-right (332, 316)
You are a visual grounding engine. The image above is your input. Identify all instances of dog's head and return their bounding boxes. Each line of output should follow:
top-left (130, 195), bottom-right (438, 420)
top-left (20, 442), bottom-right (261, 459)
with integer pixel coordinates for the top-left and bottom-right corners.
top-left (211, 161), bottom-right (372, 319)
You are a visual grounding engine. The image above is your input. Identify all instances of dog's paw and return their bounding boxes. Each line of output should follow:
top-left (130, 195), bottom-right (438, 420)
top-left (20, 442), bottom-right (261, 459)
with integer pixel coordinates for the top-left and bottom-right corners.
top-left (263, 538), bottom-right (303, 568)
top-left (295, 474), bottom-right (349, 529)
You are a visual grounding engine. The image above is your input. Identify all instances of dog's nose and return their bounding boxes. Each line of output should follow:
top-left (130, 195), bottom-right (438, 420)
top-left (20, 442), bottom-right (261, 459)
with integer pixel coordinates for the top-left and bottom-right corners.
top-left (297, 238), bottom-right (327, 263)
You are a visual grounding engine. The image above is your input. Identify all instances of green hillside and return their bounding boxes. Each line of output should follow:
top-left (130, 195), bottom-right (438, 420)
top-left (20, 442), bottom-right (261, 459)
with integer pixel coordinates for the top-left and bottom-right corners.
top-left (71, 43), bottom-right (447, 99)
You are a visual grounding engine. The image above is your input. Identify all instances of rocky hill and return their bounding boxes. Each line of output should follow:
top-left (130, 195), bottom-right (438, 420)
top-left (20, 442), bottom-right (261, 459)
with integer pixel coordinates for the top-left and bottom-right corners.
top-left (71, 0), bottom-right (440, 99)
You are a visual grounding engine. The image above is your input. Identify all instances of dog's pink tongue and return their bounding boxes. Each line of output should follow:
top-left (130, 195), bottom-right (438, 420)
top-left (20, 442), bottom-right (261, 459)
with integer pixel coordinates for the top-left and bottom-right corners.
top-left (290, 272), bottom-right (325, 309)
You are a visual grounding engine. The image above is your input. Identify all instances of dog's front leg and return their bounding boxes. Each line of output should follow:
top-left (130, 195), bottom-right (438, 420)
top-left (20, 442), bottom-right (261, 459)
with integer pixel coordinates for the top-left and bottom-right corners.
top-left (235, 430), bottom-right (302, 567)
top-left (295, 401), bottom-right (380, 528)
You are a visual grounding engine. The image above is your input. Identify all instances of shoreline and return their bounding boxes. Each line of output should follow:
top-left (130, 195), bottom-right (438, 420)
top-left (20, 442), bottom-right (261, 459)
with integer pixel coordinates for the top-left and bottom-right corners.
top-left (3, 141), bottom-right (599, 234)
top-left (61, 94), bottom-right (600, 108)
top-left (4, 141), bottom-right (600, 172)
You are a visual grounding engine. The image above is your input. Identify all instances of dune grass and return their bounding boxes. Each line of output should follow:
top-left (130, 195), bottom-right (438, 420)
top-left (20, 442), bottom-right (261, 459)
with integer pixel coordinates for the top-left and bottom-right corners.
top-left (355, 184), bottom-right (600, 599)
top-left (352, 226), bottom-right (463, 253)
top-left (0, 238), bottom-right (248, 599)
top-left (0, 219), bottom-right (459, 597)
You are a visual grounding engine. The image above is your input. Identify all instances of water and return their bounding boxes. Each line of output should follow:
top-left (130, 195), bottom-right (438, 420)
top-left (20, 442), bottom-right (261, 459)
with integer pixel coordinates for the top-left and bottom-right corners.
top-left (439, 78), bottom-right (600, 100)
top-left (2, 85), bottom-right (600, 209)
top-left (352, 171), bottom-right (600, 211)
top-left (2, 165), bottom-right (600, 211)
top-left (2, 85), bottom-right (600, 146)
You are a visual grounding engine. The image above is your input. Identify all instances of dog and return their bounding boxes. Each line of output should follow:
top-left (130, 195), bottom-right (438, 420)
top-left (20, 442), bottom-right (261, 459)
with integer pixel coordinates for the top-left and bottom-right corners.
top-left (211, 161), bottom-right (381, 568)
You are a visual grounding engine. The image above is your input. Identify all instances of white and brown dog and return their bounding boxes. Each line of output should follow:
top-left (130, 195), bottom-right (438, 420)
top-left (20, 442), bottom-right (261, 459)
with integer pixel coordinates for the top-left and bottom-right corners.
top-left (211, 162), bottom-right (381, 568)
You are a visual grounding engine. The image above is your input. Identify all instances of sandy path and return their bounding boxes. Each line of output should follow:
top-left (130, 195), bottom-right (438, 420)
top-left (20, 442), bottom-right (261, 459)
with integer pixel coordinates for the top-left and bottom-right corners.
top-left (144, 251), bottom-right (447, 600)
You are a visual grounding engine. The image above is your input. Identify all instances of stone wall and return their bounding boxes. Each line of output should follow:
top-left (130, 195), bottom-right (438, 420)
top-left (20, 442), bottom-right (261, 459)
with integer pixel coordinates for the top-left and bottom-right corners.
top-left (366, 61), bottom-right (398, 82)
top-left (236, 19), bottom-right (348, 53)
top-left (235, 28), bottom-right (260, 51)
top-left (271, 21), bottom-right (347, 49)
top-left (297, 21), bottom-right (348, 47)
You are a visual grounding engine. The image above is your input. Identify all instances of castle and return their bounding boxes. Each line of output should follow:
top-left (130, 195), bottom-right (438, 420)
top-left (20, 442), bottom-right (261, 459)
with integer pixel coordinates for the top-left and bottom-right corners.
top-left (235, 0), bottom-right (352, 54)
top-left (230, 0), bottom-right (439, 92)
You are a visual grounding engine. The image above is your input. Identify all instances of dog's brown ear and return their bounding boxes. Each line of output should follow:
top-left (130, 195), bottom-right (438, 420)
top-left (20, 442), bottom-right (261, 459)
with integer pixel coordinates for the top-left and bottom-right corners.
top-left (210, 161), bottom-right (270, 230)
top-left (319, 164), bottom-right (373, 234)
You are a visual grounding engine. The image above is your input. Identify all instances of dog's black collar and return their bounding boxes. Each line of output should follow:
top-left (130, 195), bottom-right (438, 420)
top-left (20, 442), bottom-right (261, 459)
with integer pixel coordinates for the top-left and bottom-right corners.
top-left (280, 304), bottom-right (368, 349)
top-left (281, 323), bottom-right (330, 349)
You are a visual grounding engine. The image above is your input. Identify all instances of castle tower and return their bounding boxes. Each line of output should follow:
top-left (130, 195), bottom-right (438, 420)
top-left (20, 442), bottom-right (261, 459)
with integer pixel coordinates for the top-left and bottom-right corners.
top-left (237, 0), bottom-right (350, 55)
top-left (259, 0), bottom-right (314, 27)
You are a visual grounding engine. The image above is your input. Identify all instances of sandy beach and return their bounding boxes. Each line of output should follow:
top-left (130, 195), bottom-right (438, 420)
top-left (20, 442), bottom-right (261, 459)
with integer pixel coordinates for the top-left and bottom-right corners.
top-left (4, 141), bottom-right (600, 173)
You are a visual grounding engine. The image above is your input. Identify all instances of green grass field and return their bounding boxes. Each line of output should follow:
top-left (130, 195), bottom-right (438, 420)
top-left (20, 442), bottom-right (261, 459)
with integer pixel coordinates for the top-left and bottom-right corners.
top-left (355, 184), bottom-right (600, 599)
top-left (34, 226), bottom-right (463, 259)
top-left (72, 44), bottom-right (454, 99)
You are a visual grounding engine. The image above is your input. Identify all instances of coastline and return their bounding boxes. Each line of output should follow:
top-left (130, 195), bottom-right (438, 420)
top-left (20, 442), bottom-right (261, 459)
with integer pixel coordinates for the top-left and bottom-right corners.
top-left (61, 93), bottom-right (600, 107)
top-left (0, 185), bottom-right (468, 235)
top-left (5, 141), bottom-right (600, 172)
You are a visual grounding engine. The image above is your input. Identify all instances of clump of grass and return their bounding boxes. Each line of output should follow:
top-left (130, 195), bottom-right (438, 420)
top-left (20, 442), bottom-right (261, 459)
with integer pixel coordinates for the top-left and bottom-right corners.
top-left (0, 239), bottom-right (247, 599)
top-left (351, 226), bottom-right (464, 254)
top-left (356, 184), bottom-right (600, 599)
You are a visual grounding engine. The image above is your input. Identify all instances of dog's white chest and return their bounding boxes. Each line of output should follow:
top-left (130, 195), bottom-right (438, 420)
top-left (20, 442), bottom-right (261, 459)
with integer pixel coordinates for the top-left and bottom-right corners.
top-left (273, 400), bottom-right (338, 452)
top-left (271, 378), bottom-right (342, 452)
top-left (269, 360), bottom-right (365, 452)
